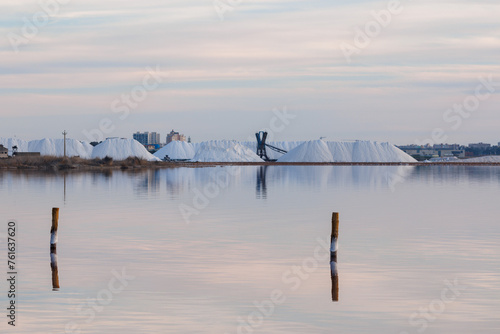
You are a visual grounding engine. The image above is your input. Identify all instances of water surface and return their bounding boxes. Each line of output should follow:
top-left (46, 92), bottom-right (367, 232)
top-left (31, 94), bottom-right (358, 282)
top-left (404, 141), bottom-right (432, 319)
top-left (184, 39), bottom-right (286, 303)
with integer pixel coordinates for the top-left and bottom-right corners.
top-left (1, 166), bottom-right (499, 333)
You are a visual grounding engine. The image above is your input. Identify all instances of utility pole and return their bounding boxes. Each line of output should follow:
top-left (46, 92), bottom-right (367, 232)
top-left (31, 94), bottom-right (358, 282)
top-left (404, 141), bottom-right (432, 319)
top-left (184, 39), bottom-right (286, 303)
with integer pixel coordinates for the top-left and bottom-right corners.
top-left (62, 130), bottom-right (67, 158)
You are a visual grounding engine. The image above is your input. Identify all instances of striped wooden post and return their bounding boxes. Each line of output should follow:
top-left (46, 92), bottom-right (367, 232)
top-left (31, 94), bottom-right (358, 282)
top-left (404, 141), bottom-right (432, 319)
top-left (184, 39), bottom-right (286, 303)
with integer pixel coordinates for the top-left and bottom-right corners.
top-left (331, 212), bottom-right (339, 302)
top-left (50, 208), bottom-right (59, 252)
top-left (50, 208), bottom-right (60, 290)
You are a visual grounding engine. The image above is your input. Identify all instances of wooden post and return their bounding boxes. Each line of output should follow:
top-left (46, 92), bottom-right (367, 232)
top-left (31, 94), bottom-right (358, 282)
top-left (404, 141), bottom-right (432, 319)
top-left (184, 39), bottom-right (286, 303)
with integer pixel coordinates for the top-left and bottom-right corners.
top-left (331, 212), bottom-right (339, 302)
top-left (51, 208), bottom-right (59, 252)
top-left (50, 207), bottom-right (60, 291)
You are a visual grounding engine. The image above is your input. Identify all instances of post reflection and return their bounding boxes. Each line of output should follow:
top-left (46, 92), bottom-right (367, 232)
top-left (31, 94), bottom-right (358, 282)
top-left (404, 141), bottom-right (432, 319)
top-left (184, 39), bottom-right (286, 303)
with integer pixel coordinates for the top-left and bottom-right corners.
top-left (256, 166), bottom-right (268, 199)
top-left (50, 251), bottom-right (60, 291)
top-left (331, 213), bottom-right (339, 302)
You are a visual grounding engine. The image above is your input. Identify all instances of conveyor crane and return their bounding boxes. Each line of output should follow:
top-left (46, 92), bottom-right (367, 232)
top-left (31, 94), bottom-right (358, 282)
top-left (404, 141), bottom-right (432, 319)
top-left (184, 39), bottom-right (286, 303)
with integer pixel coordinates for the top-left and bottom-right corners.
top-left (255, 131), bottom-right (287, 161)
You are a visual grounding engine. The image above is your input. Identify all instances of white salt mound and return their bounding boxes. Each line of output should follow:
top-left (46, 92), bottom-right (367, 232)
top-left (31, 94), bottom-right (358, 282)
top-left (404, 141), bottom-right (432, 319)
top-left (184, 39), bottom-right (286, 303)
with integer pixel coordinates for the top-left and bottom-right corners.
top-left (460, 156), bottom-right (500, 163)
top-left (154, 141), bottom-right (195, 160)
top-left (278, 140), bottom-right (416, 163)
top-left (0, 138), bottom-right (29, 155)
top-left (91, 138), bottom-right (160, 161)
top-left (351, 141), bottom-right (415, 163)
top-left (81, 141), bottom-right (94, 157)
top-left (278, 140), bottom-right (334, 162)
top-left (192, 140), bottom-right (264, 162)
top-left (28, 138), bottom-right (92, 159)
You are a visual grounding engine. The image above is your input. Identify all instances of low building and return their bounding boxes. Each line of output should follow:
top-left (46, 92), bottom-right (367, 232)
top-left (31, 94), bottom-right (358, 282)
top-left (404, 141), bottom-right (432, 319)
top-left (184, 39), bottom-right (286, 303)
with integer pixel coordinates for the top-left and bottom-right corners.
top-left (469, 143), bottom-right (491, 150)
top-left (397, 144), bottom-right (465, 159)
top-left (14, 152), bottom-right (41, 157)
top-left (0, 145), bottom-right (8, 159)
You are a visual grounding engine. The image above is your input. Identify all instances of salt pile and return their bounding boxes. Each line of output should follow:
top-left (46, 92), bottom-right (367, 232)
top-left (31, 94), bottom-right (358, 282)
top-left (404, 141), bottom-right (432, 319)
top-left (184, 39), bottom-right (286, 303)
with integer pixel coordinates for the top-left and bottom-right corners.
top-left (278, 140), bottom-right (334, 162)
top-left (154, 141), bottom-right (195, 160)
top-left (460, 156), bottom-right (500, 163)
top-left (28, 138), bottom-right (93, 159)
top-left (0, 138), bottom-right (29, 155)
top-left (240, 141), bottom-right (303, 160)
top-left (350, 141), bottom-right (416, 162)
top-left (91, 138), bottom-right (160, 161)
top-left (0, 137), bottom-right (92, 158)
top-left (278, 140), bottom-right (416, 163)
top-left (192, 140), bottom-right (264, 162)
top-left (2, 136), bottom-right (416, 163)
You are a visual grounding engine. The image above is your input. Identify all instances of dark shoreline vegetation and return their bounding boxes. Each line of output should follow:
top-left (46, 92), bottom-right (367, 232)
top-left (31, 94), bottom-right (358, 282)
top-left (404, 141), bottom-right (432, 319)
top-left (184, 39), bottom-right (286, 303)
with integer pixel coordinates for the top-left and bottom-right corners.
top-left (1, 156), bottom-right (500, 171)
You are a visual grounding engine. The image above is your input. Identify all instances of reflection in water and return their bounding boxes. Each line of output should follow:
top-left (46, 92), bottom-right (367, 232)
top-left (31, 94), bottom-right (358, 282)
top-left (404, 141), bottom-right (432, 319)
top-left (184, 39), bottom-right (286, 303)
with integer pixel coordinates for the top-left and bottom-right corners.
top-left (256, 166), bottom-right (268, 199)
top-left (63, 173), bottom-right (66, 203)
top-left (331, 213), bottom-right (339, 302)
top-left (166, 168), bottom-right (195, 197)
top-left (1, 166), bottom-right (500, 333)
top-left (50, 207), bottom-right (60, 291)
top-left (135, 169), bottom-right (161, 196)
top-left (50, 252), bottom-right (60, 291)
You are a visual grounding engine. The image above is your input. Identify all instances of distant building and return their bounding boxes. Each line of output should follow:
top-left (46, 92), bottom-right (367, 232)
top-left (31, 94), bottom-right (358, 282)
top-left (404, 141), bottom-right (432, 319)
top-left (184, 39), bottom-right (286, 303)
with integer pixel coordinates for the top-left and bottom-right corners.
top-left (133, 132), bottom-right (161, 146)
top-left (0, 145), bottom-right (8, 159)
top-left (166, 130), bottom-right (186, 144)
top-left (433, 144), bottom-right (461, 150)
top-left (397, 144), bottom-right (465, 158)
top-left (469, 143), bottom-right (491, 150)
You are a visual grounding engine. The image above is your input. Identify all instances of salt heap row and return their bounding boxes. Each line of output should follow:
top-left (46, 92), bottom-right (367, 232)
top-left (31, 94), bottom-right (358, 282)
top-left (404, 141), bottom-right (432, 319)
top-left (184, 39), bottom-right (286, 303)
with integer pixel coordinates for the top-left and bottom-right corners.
top-left (156, 139), bottom-right (415, 162)
top-left (1, 137), bottom-right (416, 163)
top-left (277, 140), bottom-right (417, 163)
top-left (0, 138), bottom-right (159, 161)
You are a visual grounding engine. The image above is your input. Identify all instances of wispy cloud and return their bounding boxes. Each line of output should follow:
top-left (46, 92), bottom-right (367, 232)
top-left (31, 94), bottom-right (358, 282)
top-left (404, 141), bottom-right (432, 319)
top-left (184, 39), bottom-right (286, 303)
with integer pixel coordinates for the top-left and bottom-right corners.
top-left (1, 0), bottom-right (499, 142)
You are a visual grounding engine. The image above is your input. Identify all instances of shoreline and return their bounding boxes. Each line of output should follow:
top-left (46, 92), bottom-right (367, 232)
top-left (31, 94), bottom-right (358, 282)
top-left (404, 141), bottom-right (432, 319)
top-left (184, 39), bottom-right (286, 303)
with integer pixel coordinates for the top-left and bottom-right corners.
top-left (1, 156), bottom-right (500, 171)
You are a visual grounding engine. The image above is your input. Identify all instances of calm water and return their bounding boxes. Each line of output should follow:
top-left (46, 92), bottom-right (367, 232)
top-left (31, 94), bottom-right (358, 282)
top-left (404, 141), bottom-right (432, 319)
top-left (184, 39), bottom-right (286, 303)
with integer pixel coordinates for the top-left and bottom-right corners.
top-left (1, 166), bottom-right (499, 334)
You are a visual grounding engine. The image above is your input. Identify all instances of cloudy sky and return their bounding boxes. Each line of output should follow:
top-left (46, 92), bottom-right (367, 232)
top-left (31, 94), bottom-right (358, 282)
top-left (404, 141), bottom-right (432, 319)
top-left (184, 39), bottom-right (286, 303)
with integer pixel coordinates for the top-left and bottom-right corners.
top-left (1, 0), bottom-right (499, 144)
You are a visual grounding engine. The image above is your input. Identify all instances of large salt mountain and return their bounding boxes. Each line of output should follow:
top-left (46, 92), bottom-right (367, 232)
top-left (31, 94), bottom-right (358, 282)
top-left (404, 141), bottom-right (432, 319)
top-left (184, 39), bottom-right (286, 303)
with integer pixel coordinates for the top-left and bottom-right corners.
top-left (277, 140), bottom-right (416, 163)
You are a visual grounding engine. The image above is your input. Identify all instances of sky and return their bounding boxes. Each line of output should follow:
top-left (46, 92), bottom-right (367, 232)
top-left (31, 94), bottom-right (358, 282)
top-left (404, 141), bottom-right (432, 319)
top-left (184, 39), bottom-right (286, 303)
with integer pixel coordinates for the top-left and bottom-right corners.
top-left (0, 0), bottom-right (499, 145)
